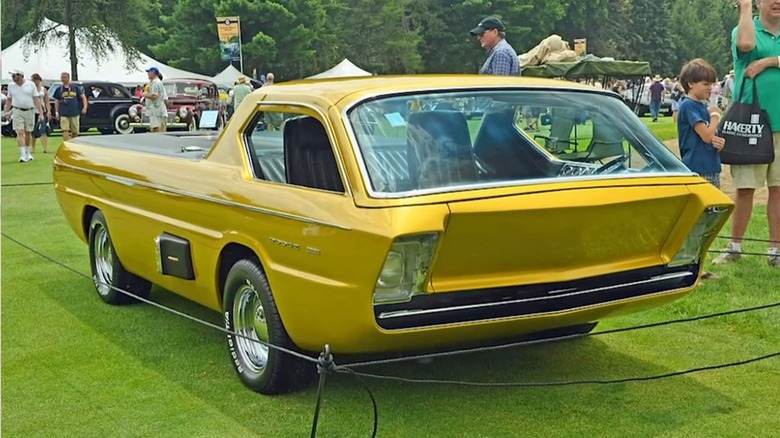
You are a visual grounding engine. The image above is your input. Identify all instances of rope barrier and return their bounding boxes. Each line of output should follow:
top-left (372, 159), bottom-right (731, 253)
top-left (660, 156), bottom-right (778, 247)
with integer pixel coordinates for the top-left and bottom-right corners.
top-left (1, 232), bottom-right (317, 363)
top-left (1, 181), bottom-right (54, 187)
top-left (4, 230), bottom-right (780, 438)
top-left (336, 350), bottom-right (780, 388)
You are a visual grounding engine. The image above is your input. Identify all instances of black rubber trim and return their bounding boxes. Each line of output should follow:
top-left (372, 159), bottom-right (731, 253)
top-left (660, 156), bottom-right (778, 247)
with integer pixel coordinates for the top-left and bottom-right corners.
top-left (374, 264), bottom-right (699, 330)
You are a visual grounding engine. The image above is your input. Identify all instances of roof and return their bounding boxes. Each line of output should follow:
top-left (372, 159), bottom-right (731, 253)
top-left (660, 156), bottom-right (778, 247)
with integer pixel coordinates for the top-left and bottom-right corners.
top-left (260, 74), bottom-right (596, 106)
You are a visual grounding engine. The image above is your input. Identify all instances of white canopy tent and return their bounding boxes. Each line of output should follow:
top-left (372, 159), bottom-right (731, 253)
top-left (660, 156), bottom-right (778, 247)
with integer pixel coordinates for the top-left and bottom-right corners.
top-left (2, 17), bottom-right (212, 85)
top-left (212, 64), bottom-right (244, 87)
top-left (306, 58), bottom-right (372, 79)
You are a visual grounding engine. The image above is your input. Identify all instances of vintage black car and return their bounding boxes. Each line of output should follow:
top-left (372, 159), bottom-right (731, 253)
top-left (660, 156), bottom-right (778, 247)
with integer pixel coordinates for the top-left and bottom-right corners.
top-left (48, 81), bottom-right (141, 134)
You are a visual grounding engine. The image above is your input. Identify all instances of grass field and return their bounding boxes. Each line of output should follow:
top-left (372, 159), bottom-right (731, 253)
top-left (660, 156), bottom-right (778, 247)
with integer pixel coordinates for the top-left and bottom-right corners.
top-left (3, 126), bottom-right (780, 437)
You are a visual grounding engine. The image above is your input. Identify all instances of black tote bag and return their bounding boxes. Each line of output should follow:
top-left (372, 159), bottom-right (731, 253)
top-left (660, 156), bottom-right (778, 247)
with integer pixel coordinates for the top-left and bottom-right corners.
top-left (717, 77), bottom-right (775, 165)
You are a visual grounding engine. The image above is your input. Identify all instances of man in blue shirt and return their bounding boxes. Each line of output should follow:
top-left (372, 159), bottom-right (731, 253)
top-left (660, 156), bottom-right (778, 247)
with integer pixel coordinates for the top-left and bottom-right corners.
top-left (53, 72), bottom-right (88, 141)
top-left (470, 16), bottom-right (520, 76)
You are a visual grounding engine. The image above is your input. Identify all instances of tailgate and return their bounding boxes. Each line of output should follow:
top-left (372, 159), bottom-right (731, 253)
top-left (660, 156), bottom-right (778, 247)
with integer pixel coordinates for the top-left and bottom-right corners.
top-left (430, 185), bottom-right (692, 292)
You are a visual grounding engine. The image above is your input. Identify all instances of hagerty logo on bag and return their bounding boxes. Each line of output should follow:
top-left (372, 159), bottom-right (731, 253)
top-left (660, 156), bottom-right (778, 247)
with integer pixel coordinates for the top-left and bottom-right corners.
top-left (721, 113), bottom-right (764, 145)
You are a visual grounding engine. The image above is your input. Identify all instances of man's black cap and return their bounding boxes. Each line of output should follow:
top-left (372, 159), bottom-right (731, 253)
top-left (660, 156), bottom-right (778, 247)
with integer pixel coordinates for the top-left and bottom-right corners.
top-left (469, 16), bottom-right (505, 36)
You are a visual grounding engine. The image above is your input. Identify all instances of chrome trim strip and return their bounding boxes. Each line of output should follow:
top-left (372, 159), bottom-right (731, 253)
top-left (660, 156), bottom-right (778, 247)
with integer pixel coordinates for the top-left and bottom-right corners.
top-left (379, 285), bottom-right (694, 331)
top-left (248, 101), bottom-right (354, 198)
top-left (56, 161), bottom-right (352, 231)
top-left (105, 175), bottom-right (136, 187)
top-left (377, 271), bottom-right (694, 320)
top-left (339, 85), bottom-right (696, 199)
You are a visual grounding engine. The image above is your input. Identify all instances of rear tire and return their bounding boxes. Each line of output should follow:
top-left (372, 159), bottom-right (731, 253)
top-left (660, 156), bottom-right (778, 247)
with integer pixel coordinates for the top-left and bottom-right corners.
top-left (223, 259), bottom-right (316, 394)
top-left (88, 210), bottom-right (152, 304)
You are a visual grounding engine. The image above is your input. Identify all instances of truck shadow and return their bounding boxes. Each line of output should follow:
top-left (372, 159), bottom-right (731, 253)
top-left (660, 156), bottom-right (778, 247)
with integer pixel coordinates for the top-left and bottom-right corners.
top-left (44, 281), bottom-right (740, 437)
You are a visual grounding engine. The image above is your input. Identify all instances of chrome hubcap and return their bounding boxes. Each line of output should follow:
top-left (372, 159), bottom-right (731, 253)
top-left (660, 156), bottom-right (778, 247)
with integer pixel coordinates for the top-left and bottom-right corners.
top-left (233, 280), bottom-right (269, 373)
top-left (116, 116), bottom-right (132, 134)
top-left (93, 224), bottom-right (114, 296)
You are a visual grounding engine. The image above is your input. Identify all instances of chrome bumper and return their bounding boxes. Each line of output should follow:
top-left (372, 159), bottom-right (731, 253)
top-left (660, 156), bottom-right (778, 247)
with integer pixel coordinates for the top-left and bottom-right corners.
top-left (374, 264), bottom-right (700, 330)
top-left (129, 122), bottom-right (189, 128)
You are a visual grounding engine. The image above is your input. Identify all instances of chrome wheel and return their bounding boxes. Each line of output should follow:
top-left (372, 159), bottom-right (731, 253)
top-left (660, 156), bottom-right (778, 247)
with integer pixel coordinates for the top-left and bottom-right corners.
top-left (92, 222), bottom-right (114, 296)
top-left (233, 279), bottom-right (269, 373)
top-left (115, 114), bottom-right (133, 135)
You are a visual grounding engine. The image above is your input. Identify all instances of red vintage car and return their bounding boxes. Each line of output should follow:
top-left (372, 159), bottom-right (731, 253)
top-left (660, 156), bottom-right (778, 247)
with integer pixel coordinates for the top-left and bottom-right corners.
top-left (127, 78), bottom-right (225, 132)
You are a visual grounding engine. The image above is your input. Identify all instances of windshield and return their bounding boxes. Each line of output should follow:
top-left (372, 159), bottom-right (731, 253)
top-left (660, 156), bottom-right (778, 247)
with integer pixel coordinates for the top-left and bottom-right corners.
top-left (346, 89), bottom-right (690, 196)
top-left (164, 82), bottom-right (213, 97)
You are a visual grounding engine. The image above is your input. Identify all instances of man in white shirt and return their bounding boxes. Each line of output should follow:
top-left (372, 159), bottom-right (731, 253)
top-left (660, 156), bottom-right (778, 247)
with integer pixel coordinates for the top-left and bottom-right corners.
top-left (142, 67), bottom-right (168, 132)
top-left (3, 69), bottom-right (44, 162)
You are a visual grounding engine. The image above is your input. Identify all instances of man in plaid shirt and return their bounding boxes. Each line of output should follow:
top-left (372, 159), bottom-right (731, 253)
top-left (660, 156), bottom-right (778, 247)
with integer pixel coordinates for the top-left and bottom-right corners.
top-left (469, 16), bottom-right (520, 76)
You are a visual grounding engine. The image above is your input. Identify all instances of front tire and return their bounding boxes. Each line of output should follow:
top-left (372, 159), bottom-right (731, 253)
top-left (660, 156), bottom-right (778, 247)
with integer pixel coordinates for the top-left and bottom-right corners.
top-left (223, 259), bottom-right (315, 394)
top-left (88, 210), bottom-right (152, 304)
top-left (114, 114), bottom-right (134, 135)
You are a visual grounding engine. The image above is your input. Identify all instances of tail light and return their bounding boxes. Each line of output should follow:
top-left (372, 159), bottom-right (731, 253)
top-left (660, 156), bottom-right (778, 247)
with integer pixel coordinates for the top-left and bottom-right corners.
top-left (373, 233), bottom-right (438, 304)
top-left (668, 206), bottom-right (730, 267)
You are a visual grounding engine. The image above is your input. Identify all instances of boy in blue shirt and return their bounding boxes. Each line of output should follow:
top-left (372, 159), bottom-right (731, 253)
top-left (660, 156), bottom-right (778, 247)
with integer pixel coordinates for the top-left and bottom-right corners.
top-left (678, 59), bottom-right (725, 186)
top-left (677, 58), bottom-right (725, 280)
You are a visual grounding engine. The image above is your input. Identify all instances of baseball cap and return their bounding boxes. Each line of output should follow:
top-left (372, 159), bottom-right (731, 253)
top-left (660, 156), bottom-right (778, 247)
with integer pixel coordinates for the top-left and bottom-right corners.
top-left (469, 16), bottom-right (505, 36)
top-left (9, 69), bottom-right (24, 76)
top-left (146, 67), bottom-right (161, 75)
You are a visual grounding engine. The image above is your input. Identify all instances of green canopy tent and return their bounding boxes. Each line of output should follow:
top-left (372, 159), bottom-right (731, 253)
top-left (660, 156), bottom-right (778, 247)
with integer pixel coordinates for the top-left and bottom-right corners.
top-left (521, 58), bottom-right (651, 79)
top-left (521, 56), bottom-right (652, 114)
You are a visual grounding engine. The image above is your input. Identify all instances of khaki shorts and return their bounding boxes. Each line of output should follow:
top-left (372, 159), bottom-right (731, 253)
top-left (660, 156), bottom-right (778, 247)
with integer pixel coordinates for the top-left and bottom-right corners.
top-left (730, 132), bottom-right (780, 189)
top-left (148, 114), bottom-right (167, 130)
top-left (60, 116), bottom-right (80, 134)
top-left (11, 108), bottom-right (35, 132)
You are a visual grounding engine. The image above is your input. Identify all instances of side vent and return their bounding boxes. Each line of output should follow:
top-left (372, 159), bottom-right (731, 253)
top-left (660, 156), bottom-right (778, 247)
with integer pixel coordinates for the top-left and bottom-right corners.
top-left (154, 233), bottom-right (195, 280)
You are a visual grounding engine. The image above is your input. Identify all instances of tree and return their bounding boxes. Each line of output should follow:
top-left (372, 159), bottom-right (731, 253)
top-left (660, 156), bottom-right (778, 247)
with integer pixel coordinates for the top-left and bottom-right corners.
top-left (329, 0), bottom-right (423, 74)
top-left (2, 0), bottom-right (160, 80)
top-left (417, 0), bottom-right (568, 74)
top-left (624, 0), bottom-right (677, 75)
top-left (150, 0), bottom-right (339, 80)
top-left (553, 0), bottom-right (638, 58)
top-left (668, 0), bottom-right (739, 78)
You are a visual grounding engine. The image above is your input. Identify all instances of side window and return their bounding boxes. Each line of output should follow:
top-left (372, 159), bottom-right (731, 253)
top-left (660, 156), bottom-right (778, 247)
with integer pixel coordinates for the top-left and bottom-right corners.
top-left (89, 85), bottom-right (108, 99)
top-left (109, 86), bottom-right (125, 97)
top-left (244, 108), bottom-right (345, 193)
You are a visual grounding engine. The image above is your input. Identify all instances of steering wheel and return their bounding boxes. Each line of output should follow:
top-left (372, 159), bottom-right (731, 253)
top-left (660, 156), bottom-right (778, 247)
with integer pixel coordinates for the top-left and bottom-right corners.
top-left (595, 155), bottom-right (628, 174)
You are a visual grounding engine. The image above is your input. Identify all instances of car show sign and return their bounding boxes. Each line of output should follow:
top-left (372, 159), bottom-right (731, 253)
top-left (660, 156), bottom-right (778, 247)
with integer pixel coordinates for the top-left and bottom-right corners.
top-left (216, 16), bottom-right (243, 68)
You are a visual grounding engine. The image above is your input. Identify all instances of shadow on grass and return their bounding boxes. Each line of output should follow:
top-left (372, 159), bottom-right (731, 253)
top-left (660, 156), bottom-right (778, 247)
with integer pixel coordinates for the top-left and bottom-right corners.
top-left (40, 275), bottom-right (740, 437)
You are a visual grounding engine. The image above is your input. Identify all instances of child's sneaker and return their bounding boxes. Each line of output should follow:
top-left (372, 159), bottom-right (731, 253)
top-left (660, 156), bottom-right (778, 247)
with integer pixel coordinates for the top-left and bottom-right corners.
top-left (712, 241), bottom-right (741, 265)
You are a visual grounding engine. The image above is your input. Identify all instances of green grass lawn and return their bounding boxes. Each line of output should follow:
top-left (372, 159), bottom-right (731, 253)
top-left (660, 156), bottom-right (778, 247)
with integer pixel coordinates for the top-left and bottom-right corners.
top-left (3, 134), bottom-right (780, 437)
top-left (642, 114), bottom-right (678, 142)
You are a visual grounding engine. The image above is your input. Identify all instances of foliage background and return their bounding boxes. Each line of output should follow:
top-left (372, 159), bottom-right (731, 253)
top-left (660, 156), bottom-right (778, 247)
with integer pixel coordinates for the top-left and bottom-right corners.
top-left (1, 0), bottom-right (740, 80)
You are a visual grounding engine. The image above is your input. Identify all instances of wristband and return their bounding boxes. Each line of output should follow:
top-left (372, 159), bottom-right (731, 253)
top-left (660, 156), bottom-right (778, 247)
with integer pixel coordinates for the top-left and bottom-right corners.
top-left (710, 112), bottom-right (721, 119)
top-left (777, 55), bottom-right (780, 67)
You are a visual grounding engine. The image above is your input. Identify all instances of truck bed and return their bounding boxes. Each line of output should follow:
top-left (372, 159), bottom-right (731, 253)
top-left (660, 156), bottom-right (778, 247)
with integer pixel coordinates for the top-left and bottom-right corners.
top-left (70, 132), bottom-right (227, 160)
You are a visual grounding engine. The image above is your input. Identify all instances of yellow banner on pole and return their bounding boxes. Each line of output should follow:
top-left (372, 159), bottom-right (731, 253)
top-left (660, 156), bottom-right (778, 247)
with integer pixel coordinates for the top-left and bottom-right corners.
top-left (216, 16), bottom-right (241, 61)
